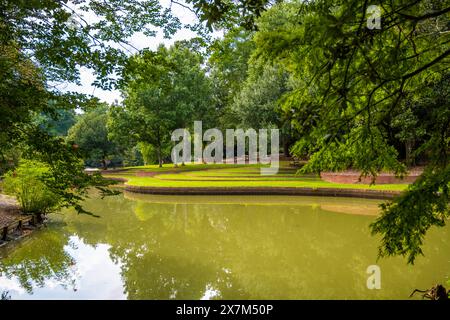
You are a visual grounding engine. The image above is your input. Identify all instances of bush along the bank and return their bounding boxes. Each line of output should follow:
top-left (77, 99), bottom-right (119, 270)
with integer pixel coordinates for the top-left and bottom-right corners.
top-left (2, 160), bottom-right (62, 221)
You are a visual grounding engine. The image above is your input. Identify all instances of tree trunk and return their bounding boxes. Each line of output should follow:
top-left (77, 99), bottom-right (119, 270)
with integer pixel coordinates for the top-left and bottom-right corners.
top-left (34, 213), bottom-right (44, 225)
top-left (283, 123), bottom-right (291, 157)
top-left (405, 140), bottom-right (413, 167)
top-left (101, 157), bottom-right (107, 170)
top-left (157, 145), bottom-right (162, 168)
top-left (284, 138), bottom-right (290, 157)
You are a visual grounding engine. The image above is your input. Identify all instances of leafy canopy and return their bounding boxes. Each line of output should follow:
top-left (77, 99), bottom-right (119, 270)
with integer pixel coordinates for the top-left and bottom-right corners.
top-left (253, 0), bottom-right (450, 263)
top-left (0, 0), bottom-right (187, 213)
top-left (67, 105), bottom-right (119, 169)
top-left (109, 39), bottom-right (215, 166)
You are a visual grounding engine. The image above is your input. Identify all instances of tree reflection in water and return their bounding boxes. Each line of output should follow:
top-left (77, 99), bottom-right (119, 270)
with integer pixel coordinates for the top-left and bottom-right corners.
top-left (0, 226), bottom-right (76, 295)
top-left (0, 193), bottom-right (449, 299)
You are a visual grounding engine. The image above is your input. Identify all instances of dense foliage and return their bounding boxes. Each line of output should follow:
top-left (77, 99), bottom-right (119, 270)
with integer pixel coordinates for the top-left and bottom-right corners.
top-left (67, 106), bottom-right (119, 169)
top-left (0, 0), bottom-right (183, 213)
top-left (109, 40), bottom-right (215, 166)
top-left (252, 0), bottom-right (449, 263)
top-left (3, 160), bottom-right (62, 215)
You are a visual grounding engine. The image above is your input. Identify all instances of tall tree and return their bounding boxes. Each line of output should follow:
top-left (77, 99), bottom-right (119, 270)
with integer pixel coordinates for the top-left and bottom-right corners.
top-left (208, 28), bottom-right (255, 128)
top-left (230, 62), bottom-right (293, 154)
top-left (109, 40), bottom-right (214, 167)
top-left (67, 106), bottom-right (119, 169)
top-left (0, 0), bottom-right (184, 212)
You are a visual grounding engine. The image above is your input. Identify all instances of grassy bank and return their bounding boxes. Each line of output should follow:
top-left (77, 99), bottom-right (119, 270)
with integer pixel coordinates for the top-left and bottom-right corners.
top-left (103, 162), bottom-right (409, 192)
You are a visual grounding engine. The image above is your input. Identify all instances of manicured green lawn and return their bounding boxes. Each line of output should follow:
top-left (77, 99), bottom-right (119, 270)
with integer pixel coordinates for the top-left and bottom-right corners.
top-left (121, 163), bottom-right (261, 172)
top-left (103, 163), bottom-right (410, 191)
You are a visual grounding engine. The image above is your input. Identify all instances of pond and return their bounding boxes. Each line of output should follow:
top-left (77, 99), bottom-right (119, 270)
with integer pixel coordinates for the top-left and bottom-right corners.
top-left (0, 192), bottom-right (449, 299)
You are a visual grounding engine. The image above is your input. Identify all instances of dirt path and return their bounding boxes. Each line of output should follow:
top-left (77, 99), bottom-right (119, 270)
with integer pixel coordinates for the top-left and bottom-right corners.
top-left (0, 194), bottom-right (22, 228)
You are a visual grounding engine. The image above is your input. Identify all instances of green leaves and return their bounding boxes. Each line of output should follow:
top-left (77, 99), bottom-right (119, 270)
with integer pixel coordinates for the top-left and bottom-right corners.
top-left (109, 40), bottom-right (214, 166)
top-left (187, 0), bottom-right (272, 30)
top-left (0, 0), bottom-right (191, 215)
top-left (252, 0), bottom-right (450, 263)
top-left (230, 63), bottom-right (287, 129)
top-left (1, 0), bottom-right (182, 88)
top-left (0, 41), bottom-right (49, 161)
top-left (11, 123), bottom-right (115, 216)
top-left (67, 104), bottom-right (119, 168)
top-left (2, 159), bottom-right (62, 215)
top-left (371, 165), bottom-right (450, 264)
top-left (255, 0), bottom-right (450, 172)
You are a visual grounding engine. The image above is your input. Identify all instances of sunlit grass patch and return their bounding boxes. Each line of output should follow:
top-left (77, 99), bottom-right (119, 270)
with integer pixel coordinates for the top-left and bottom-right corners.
top-left (123, 176), bottom-right (408, 191)
top-left (154, 173), bottom-right (319, 181)
top-left (103, 163), bottom-right (410, 192)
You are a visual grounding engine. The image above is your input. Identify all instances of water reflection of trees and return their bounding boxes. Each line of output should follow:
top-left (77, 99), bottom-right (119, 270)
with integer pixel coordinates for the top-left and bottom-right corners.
top-left (67, 195), bottom-right (450, 299)
top-left (0, 225), bottom-right (76, 294)
top-left (1, 194), bottom-right (449, 299)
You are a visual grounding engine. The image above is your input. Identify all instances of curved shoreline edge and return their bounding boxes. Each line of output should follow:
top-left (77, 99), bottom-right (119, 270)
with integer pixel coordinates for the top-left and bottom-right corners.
top-left (117, 184), bottom-right (401, 201)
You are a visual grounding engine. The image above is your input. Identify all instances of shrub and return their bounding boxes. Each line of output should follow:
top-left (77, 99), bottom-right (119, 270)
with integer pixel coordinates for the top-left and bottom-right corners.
top-left (2, 160), bottom-right (61, 215)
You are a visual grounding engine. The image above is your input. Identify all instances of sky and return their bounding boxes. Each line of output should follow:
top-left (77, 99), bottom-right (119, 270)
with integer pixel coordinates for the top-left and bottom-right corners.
top-left (61, 0), bottom-right (219, 105)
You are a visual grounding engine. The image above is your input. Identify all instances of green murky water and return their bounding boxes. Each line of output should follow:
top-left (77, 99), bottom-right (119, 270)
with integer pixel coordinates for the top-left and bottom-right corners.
top-left (0, 192), bottom-right (449, 299)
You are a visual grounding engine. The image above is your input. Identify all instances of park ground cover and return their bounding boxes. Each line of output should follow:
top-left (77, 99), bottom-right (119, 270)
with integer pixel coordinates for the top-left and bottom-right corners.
top-left (102, 162), bottom-right (409, 191)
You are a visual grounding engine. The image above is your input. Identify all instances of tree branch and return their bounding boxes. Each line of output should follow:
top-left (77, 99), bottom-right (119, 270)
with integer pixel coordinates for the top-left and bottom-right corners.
top-left (398, 6), bottom-right (450, 21)
top-left (402, 48), bottom-right (450, 81)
